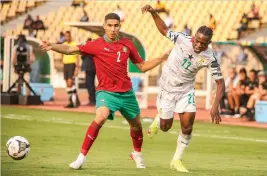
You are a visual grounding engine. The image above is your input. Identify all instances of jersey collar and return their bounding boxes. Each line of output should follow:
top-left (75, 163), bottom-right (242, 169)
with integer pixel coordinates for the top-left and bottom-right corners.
top-left (104, 34), bottom-right (120, 43)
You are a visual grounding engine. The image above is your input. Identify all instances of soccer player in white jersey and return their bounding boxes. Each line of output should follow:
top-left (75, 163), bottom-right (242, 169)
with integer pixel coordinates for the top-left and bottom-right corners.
top-left (142, 5), bottom-right (225, 172)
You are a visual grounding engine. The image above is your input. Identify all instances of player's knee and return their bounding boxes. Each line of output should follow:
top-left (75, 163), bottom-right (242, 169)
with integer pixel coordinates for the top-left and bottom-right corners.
top-left (182, 126), bottom-right (193, 135)
top-left (95, 117), bottom-right (106, 126)
top-left (95, 115), bottom-right (108, 125)
top-left (160, 123), bottom-right (171, 132)
top-left (66, 79), bottom-right (73, 87)
top-left (132, 123), bottom-right (142, 132)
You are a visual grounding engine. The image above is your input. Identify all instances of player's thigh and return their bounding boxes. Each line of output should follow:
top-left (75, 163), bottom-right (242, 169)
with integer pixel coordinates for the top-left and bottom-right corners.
top-left (96, 91), bottom-right (122, 121)
top-left (124, 114), bottom-right (142, 130)
top-left (63, 64), bottom-right (75, 81)
top-left (156, 90), bottom-right (176, 120)
top-left (63, 64), bottom-right (69, 80)
top-left (95, 106), bottom-right (111, 125)
top-left (179, 112), bottom-right (195, 134)
top-left (120, 89), bottom-right (140, 121)
top-left (156, 90), bottom-right (177, 128)
top-left (174, 89), bottom-right (196, 114)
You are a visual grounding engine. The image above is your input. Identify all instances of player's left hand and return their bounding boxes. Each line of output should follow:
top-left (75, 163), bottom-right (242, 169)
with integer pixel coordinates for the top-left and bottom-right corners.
top-left (210, 106), bottom-right (221, 124)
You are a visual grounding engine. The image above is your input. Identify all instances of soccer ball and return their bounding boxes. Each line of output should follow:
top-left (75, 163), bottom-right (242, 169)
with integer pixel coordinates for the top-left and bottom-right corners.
top-left (6, 136), bottom-right (30, 160)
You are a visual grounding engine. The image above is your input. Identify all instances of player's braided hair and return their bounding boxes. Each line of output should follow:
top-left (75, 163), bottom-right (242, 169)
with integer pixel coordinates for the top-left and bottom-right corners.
top-left (105, 13), bottom-right (120, 21)
top-left (197, 26), bottom-right (213, 39)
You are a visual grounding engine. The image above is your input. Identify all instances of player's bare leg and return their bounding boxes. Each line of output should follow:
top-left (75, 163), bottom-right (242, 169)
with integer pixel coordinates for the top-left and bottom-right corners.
top-left (126, 114), bottom-right (146, 168)
top-left (148, 114), bottom-right (173, 138)
top-left (227, 92), bottom-right (235, 115)
top-left (69, 107), bottom-right (110, 169)
top-left (160, 118), bottom-right (173, 132)
top-left (233, 91), bottom-right (241, 117)
top-left (170, 112), bottom-right (195, 173)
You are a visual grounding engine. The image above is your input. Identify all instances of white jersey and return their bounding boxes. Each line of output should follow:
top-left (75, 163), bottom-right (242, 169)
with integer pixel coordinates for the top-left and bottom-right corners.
top-left (159, 30), bottom-right (223, 93)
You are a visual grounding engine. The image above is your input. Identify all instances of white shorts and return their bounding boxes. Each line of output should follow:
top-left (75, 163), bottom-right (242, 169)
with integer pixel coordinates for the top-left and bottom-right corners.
top-left (156, 89), bottom-right (196, 119)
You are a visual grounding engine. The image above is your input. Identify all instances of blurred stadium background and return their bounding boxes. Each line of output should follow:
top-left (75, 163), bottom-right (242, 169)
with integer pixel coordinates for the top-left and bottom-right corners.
top-left (1, 1), bottom-right (267, 176)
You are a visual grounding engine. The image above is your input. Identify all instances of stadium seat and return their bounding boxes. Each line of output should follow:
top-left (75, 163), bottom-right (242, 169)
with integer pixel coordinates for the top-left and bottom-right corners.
top-left (4, 0), bottom-right (266, 83)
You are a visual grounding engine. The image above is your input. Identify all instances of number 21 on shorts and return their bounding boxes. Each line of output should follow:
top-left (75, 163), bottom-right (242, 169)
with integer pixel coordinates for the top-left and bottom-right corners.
top-left (188, 92), bottom-right (195, 105)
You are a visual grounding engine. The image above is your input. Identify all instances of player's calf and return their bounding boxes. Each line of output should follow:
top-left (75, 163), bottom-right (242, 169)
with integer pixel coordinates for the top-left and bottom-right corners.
top-left (181, 126), bottom-right (193, 135)
top-left (130, 127), bottom-right (143, 152)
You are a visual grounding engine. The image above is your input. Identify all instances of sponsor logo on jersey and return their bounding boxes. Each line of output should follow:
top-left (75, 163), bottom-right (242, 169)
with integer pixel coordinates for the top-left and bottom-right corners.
top-left (104, 47), bottom-right (110, 52)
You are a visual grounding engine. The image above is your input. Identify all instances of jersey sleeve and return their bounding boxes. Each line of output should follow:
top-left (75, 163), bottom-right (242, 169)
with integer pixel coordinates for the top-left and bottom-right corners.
top-left (166, 30), bottom-right (188, 44)
top-left (77, 40), bottom-right (98, 55)
top-left (129, 42), bottom-right (143, 64)
top-left (208, 53), bottom-right (223, 80)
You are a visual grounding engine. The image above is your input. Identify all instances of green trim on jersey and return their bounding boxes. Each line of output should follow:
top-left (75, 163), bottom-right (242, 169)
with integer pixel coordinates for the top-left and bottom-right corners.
top-left (103, 34), bottom-right (120, 43)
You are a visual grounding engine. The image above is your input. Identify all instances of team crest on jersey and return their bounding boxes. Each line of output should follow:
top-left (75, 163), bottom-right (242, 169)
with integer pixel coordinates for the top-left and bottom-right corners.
top-left (123, 46), bottom-right (128, 53)
top-left (197, 56), bottom-right (208, 66)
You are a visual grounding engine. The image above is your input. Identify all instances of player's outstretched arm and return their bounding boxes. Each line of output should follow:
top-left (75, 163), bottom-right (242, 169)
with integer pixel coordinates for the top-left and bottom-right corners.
top-left (40, 41), bottom-right (80, 55)
top-left (210, 79), bottom-right (225, 124)
top-left (135, 51), bottom-right (169, 72)
top-left (141, 5), bottom-right (168, 36)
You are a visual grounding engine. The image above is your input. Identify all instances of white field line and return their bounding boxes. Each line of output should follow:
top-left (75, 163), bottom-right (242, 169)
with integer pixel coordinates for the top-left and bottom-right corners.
top-left (2, 114), bottom-right (267, 144)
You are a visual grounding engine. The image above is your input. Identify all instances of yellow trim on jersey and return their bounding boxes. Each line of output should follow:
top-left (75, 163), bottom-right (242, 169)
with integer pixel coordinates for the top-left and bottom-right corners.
top-left (63, 41), bottom-right (78, 64)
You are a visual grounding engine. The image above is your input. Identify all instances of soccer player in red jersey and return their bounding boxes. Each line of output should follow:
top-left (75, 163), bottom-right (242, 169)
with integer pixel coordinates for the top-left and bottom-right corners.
top-left (41, 13), bottom-right (167, 169)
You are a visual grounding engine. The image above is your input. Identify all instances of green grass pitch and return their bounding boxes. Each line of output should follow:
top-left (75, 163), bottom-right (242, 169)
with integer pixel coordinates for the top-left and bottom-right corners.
top-left (1, 107), bottom-right (267, 176)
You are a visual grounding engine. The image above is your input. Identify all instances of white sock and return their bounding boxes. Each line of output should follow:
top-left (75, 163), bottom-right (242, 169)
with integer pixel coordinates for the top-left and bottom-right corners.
top-left (71, 86), bottom-right (77, 105)
top-left (173, 132), bottom-right (192, 161)
top-left (77, 153), bottom-right (86, 161)
top-left (133, 150), bottom-right (142, 155)
top-left (72, 94), bottom-right (77, 105)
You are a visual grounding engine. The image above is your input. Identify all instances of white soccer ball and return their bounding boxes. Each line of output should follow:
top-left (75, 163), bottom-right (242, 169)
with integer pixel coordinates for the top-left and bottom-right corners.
top-left (6, 136), bottom-right (30, 160)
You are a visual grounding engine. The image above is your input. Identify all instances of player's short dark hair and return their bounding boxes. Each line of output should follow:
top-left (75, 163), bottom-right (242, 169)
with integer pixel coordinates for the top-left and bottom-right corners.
top-left (197, 26), bottom-right (213, 39)
top-left (105, 13), bottom-right (120, 22)
top-left (65, 31), bottom-right (71, 35)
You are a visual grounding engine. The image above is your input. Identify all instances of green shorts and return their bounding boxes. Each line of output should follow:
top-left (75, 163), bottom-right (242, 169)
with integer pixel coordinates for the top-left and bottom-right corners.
top-left (96, 89), bottom-right (140, 120)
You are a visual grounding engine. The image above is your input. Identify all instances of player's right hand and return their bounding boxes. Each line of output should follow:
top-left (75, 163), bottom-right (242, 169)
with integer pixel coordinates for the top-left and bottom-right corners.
top-left (141, 5), bottom-right (154, 14)
top-left (40, 41), bottom-right (52, 51)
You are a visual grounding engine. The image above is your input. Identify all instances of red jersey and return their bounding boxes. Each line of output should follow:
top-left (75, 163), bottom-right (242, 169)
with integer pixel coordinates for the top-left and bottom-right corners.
top-left (77, 36), bottom-right (143, 92)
